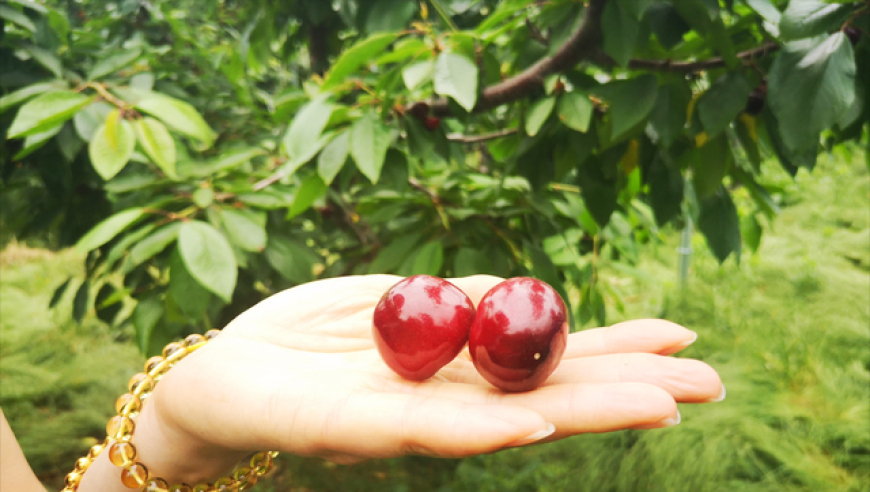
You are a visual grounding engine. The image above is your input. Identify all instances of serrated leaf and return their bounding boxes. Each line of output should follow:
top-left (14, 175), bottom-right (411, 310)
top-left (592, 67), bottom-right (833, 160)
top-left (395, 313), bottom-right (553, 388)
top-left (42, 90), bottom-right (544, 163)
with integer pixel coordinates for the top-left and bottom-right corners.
top-left (411, 241), bottom-right (444, 276)
top-left (602, 0), bottom-right (641, 67)
top-left (526, 97), bottom-right (556, 136)
top-left (768, 33), bottom-right (856, 153)
top-left (73, 280), bottom-right (90, 324)
top-left (88, 49), bottom-right (142, 80)
top-left (558, 92), bottom-right (594, 133)
top-left (0, 82), bottom-right (64, 114)
top-left (402, 60), bottom-right (435, 90)
top-left (595, 75), bottom-right (658, 141)
top-left (318, 131), bottom-right (349, 185)
top-left (433, 51), bottom-right (478, 112)
top-left (168, 249), bottom-right (212, 319)
top-left (49, 278), bottom-right (72, 309)
top-left (75, 208), bottom-right (145, 253)
top-left (218, 208), bottom-right (267, 252)
top-left (129, 223), bottom-right (181, 267)
top-left (135, 93), bottom-right (215, 145)
top-left (8, 91), bottom-right (93, 139)
top-left (287, 174), bottom-right (327, 220)
top-left (698, 186), bottom-right (741, 264)
top-left (697, 72), bottom-right (753, 138)
top-left (350, 111), bottom-right (393, 183)
top-left (779, 0), bottom-right (852, 41)
top-left (322, 32), bottom-right (400, 90)
top-left (89, 114), bottom-right (136, 180)
top-left (178, 221), bottom-right (237, 302)
top-left (283, 94), bottom-right (334, 163)
top-left (132, 117), bottom-right (176, 178)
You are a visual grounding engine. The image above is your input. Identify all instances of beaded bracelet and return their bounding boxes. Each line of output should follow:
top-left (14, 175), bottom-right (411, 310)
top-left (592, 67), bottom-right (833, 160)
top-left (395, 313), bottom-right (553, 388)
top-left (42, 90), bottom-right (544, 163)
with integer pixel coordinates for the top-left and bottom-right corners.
top-left (61, 330), bottom-right (279, 492)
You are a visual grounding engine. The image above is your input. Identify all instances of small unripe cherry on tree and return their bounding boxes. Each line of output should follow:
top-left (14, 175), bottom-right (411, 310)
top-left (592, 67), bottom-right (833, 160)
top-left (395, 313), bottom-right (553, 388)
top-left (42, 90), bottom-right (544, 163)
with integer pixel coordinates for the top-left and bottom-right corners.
top-left (372, 275), bottom-right (475, 380)
top-left (423, 116), bottom-right (441, 131)
top-left (469, 277), bottom-right (569, 392)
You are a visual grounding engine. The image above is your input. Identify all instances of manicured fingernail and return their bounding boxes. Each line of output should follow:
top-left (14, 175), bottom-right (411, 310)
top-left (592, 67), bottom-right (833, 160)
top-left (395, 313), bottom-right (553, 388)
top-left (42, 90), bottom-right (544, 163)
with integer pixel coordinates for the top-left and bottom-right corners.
top-left (633, 411), bottom-right (681, 429)
top-left (706, 384), bottom-right (726, 403)
top-left (676, 331), bottom-right (698, 348)
top-left (509, 422), bottom-right (555, 447)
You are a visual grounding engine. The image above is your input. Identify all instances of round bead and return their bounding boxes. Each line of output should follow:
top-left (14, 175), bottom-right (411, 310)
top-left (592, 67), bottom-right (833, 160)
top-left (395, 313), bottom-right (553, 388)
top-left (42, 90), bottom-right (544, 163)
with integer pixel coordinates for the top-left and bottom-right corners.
top-left (183, 334), bottom-right (207, 349)
top-left (109, 442), bottom-right (137, 466)
top-left (121, 462), bottom-right (149, 488)
top-left (88, 443), bottom-right (105, 460)
top-left (145, 477), bottom-right (170, 492)
top-left (74, 457), bottom-right (91, 472)
top-left (169, 484), bottom-right (193, 492)
top-left (61, 487), bottom-right (76, 492)
top-left (116, 393), bottom-right (141, 416)
top-left (107, 416), bottom-right (135, 441)
top-left (249, 452), bottom-right (270, 473)
top-left (129, 373), bottom-right (155, 395)
top-left (162, 342), bottom-right (187, 359)
top-left (232, 466), bottom-right (251, 481)
top-left (213, 476), bottom-right (237, 491)
top-left (267, 451), bottom-right (279, 459)
top-left (145, 355), bottom-right (165, 372)
top-left (204, 329), bottom-right (221, 340)
top-left (64, 471), bottom-right (83, 487)
top-left (192, 483), bottom-right (214, 492)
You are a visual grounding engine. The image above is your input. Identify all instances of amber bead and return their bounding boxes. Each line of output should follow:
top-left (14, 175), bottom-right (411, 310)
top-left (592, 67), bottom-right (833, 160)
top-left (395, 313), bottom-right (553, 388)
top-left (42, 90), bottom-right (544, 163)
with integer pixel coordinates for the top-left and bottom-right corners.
top-left (129, 373), bottom-right (155, 395)
top-left (116, 393), bottom-right (142, 416)
top-left (192, 483), bottom-right (214, 492)
top-left (121, 462), bottom-right (149, 488)
top-left (109, 441), bottom-right (137, 466)
top-left (64, 471), bottom-right (83, 487)
top-left (144, 477), bottom-right (170, 492)
top-left (107, 416), bottom-right (135, 441)
top-left (169, 484), bottom-right (193, 492)
top-left (61, 487), bottom-right (75, 492)
top-left (147, 359), bottom-right (171, 379)
top-left (74, 457), bottom-right (91, 473)
top-left (88, 442), bottom-right (105, 460)
top-left (204, 329), bottom-right (221, 340)
top-left (213, 476), bottom-right (237, 491)
top-left (163, 341), bottom-right (186, 358)
top-left (184, 334), bottom-right (207, 349)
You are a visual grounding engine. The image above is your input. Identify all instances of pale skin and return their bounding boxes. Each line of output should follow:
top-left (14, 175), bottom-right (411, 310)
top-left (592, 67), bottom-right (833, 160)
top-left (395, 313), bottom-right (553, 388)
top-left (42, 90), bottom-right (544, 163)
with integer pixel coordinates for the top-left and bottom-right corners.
top-left (1, 275), bottom-right (724, 491)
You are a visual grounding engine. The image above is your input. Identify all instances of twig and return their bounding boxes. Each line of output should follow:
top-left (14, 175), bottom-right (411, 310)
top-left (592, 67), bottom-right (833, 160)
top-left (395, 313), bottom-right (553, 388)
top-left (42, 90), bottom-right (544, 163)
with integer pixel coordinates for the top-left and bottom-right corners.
top-left (618, 42), bottom-right (781, 73)
top-left (445, 128), bottom-right (518, 143)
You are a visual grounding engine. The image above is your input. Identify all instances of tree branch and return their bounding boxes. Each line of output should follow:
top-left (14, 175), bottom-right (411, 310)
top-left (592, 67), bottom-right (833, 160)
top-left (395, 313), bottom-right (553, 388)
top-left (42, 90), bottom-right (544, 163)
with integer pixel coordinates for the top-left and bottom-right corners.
top-left (615, 42), bottom-right (780, 73)
top-left (426, 0), bottom-right (608, 117)
top-left (445, 128), bottom-right (518, 143)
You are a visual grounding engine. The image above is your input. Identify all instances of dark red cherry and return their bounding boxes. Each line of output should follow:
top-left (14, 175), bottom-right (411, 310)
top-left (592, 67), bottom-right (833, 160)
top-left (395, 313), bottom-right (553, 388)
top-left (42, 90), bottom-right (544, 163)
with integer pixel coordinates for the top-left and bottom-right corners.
top-left (373, 275), bottom-right (475, 380)
top-left (469, 277), bottom-right (568, 392)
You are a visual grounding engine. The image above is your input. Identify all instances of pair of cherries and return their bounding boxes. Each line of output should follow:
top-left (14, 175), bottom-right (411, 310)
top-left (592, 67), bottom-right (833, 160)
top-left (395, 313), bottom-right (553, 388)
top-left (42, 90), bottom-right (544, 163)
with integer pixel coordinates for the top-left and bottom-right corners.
top-left (372, 275), bottom-right (569, 392)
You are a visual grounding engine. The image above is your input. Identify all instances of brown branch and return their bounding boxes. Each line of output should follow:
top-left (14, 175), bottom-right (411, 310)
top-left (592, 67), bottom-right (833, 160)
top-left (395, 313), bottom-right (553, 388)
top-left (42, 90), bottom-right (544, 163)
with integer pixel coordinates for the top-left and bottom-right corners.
top-left (445, 128), bottom-right (518, 143)
top-left (617, 42), bottom-right (781, 73)
top-left (425, 0), bottom-right (608, 117)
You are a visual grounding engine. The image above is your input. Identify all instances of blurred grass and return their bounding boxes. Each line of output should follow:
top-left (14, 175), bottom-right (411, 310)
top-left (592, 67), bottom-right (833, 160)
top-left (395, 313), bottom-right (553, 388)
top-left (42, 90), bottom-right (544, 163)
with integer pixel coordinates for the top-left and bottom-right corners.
top-left (1, 150), bottom-right (867, 491)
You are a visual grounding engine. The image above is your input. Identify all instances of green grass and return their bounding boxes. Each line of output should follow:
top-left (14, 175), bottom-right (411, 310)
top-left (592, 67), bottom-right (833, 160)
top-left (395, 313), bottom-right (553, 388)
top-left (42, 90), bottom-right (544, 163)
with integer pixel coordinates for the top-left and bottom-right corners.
top-left (1, 151), bottom-right (867, 491)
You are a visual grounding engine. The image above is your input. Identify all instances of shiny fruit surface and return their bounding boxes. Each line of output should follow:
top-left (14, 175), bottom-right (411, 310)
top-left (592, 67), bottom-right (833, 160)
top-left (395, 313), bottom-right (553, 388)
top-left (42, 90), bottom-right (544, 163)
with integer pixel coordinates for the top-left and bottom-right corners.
top-left (469, 277), bottom-right (568, 392)
top-left (372, 275), bottom-right (475, 380)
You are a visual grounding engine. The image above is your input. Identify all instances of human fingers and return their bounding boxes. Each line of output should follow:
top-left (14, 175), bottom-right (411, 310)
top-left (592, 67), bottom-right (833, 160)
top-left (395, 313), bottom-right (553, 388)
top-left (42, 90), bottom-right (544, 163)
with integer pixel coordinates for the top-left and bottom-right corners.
top-left (444, 275), bottom-right (504, 307)
top-left (563, 319), bottom-right (698, 358)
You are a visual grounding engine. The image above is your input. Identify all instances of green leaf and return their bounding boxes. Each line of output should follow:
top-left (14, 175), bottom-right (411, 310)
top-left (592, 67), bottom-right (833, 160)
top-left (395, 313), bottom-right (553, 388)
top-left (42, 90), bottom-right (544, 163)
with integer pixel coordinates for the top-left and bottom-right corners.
top-left (283, 94), bottom-right (334, 162)
top-left (132, 295), bottom-right (163, 354)
top-left (648, 152), bottom-right (684, 226)
top-left (73, 101), bottom-right (113, 141)
top-left (89, 112), bottom-right (136, 180)
top-left (744, 0), bottom-right (781, 24)
top-left (779, 0), bottom-right (852, 41)
top-left (558, 92), bottom-right (594, 133)
top-left (411, 241), bottom-right (444, 276)
top-left (20, 45), bottom-right (62, 78)
top-left (49, 278), bottom-right (72, 309)
top-left (692, 134), bottom-right (732, 198)
top-left (192, 187), bottom-right (214, 208)
top-left (367, 0), bottom-right (418, 32)
top-left (525, 97), bottom-right (556, 136)
top-left (178, 221), bottom-right (238, 302)
top-left (75, 207), bottom-right (145, 253)
top-left (0, 5), bottom-right (35, 31)
top-left (132, 117), bottom-right (176, 178)
top-left (95, 283), bottom-right (123, 324)
top-left (369, 233), bottom-right (424, 273)
top-left (0, 82), bottom-right (64, 114)
top-left (168, 249), bottom-right (212, 319)
top-left (105, 223), bottom-right (158, 268)
top-left (88, 49), bottom-right (142, 80)
top-left (741, 213), bottom-right (763, 253)
top-left (135, 93), bottom-right (215, 145)
top-left (734, 115), bottom-right (762, 171)
top-left (402, 60), bottom-right (435, 90)
top-left (453, 248), bottom-right (493, 277)
top-left (595, 75), bottom-right (658, 141)
top-left (7, 91), bottom-right (94, 139)
top-left (73, 280), bottom-right (90, 324)
top-left (697, 72), bottom-right (753, 138)
top-left (129, 223), bottom-right (181, 267)
top-left (180, 147), bottom-right (267, 178)
top-left (433, 51), bottom-right (478, 112)
top-left (649, 81), bottom-right (691, 147)
top-left (322, 32), bottom-right (400, 90)
top-left (218, 208), bottom-right (267, 252)
top-left (350, 111), bottom-right (393, 183)
top-left (768, 33), bottom-right (856, 153)
top-left (287, 175), bottom-right (327, 220)
top-left (602, 0), bottom-right (641, 67)
top-left (698, 186), bottom-right (741, 264)
top-left (13, 123), bottom-right (62, 160)
top-left (646, 3), bottom-right (691, 49)
top-left (318, 131), bottom-right (349, 185)
top-left (576, 146), bottom-right (623, 227)
top-left (265, 235), bottom-right (319, 284)
top-left (525, 241), bottom-right (572, 317)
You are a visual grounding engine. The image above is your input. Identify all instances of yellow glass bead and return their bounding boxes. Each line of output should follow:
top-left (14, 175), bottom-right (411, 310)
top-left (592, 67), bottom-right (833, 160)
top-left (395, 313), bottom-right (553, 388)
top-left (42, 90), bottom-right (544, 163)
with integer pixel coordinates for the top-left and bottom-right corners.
top-left (169, 484), bottom-right (193, 492)
top-left (144, 477), bottom-right (170, 492)
top-left (162, 342), bottom-right (187, 360)
top-left (213, 476), bottom-right (237, 491)
top-left (235, 466), bottom-right (258, 489)
top-left (121, 462), bottom-right (149, 488)
top-left (61, 487), bottom-right (75, 492)
top-left (232, 466), bottom-right (251, 481)
top-left (107, 416), bottom-right (135, 441)
top-left (116, 393), bottom-right (142, 416)
top-left (88, 443), bottom-right (105, 460)
top-left (74, 457), bottom-right (91, 473)
top-left (192, 483), bottom-right (214, 492)
top-left (147, 359), bottom-right (171, 379)
top-left (129, 373), bottom-right (155, 394)
top-left (64, 471), bottom-right (83, 487)
top-left (109, 441), bottom-right (137, 466)
top-left (145, 355), bottom-right (165, 372)
top-left (267, 450), bottom-right (279, 459)
top-left (183, 334), bottom-right (207, 349)
top-left (204, 329), bottom-right (221, 340)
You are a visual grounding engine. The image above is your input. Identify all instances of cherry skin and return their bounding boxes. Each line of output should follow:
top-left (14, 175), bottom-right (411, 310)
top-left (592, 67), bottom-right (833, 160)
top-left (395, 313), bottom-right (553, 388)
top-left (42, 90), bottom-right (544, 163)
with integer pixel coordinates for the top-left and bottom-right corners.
top-left (469, 277), bottom-right (569, 392)
top-left (372, 275), bottom-right (475, 380)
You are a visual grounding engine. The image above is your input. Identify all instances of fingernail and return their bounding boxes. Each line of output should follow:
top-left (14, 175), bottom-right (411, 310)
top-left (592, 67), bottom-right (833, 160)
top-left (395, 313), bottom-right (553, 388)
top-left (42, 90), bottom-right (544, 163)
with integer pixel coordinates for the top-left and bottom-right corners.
top-left (632, 411), bottom-right (681, 430)
top-left (508, 422), bottom-right (556, 447)
top-left (676, 331), bottom-right (698, 348)
top-left (706, 384), bottom-right (726, 403)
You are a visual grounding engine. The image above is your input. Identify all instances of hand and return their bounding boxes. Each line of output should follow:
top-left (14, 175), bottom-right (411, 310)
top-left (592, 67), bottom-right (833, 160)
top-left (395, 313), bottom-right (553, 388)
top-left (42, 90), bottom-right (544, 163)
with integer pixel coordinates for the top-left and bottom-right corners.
top-left (94, 275), bottom-right (724, 485)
